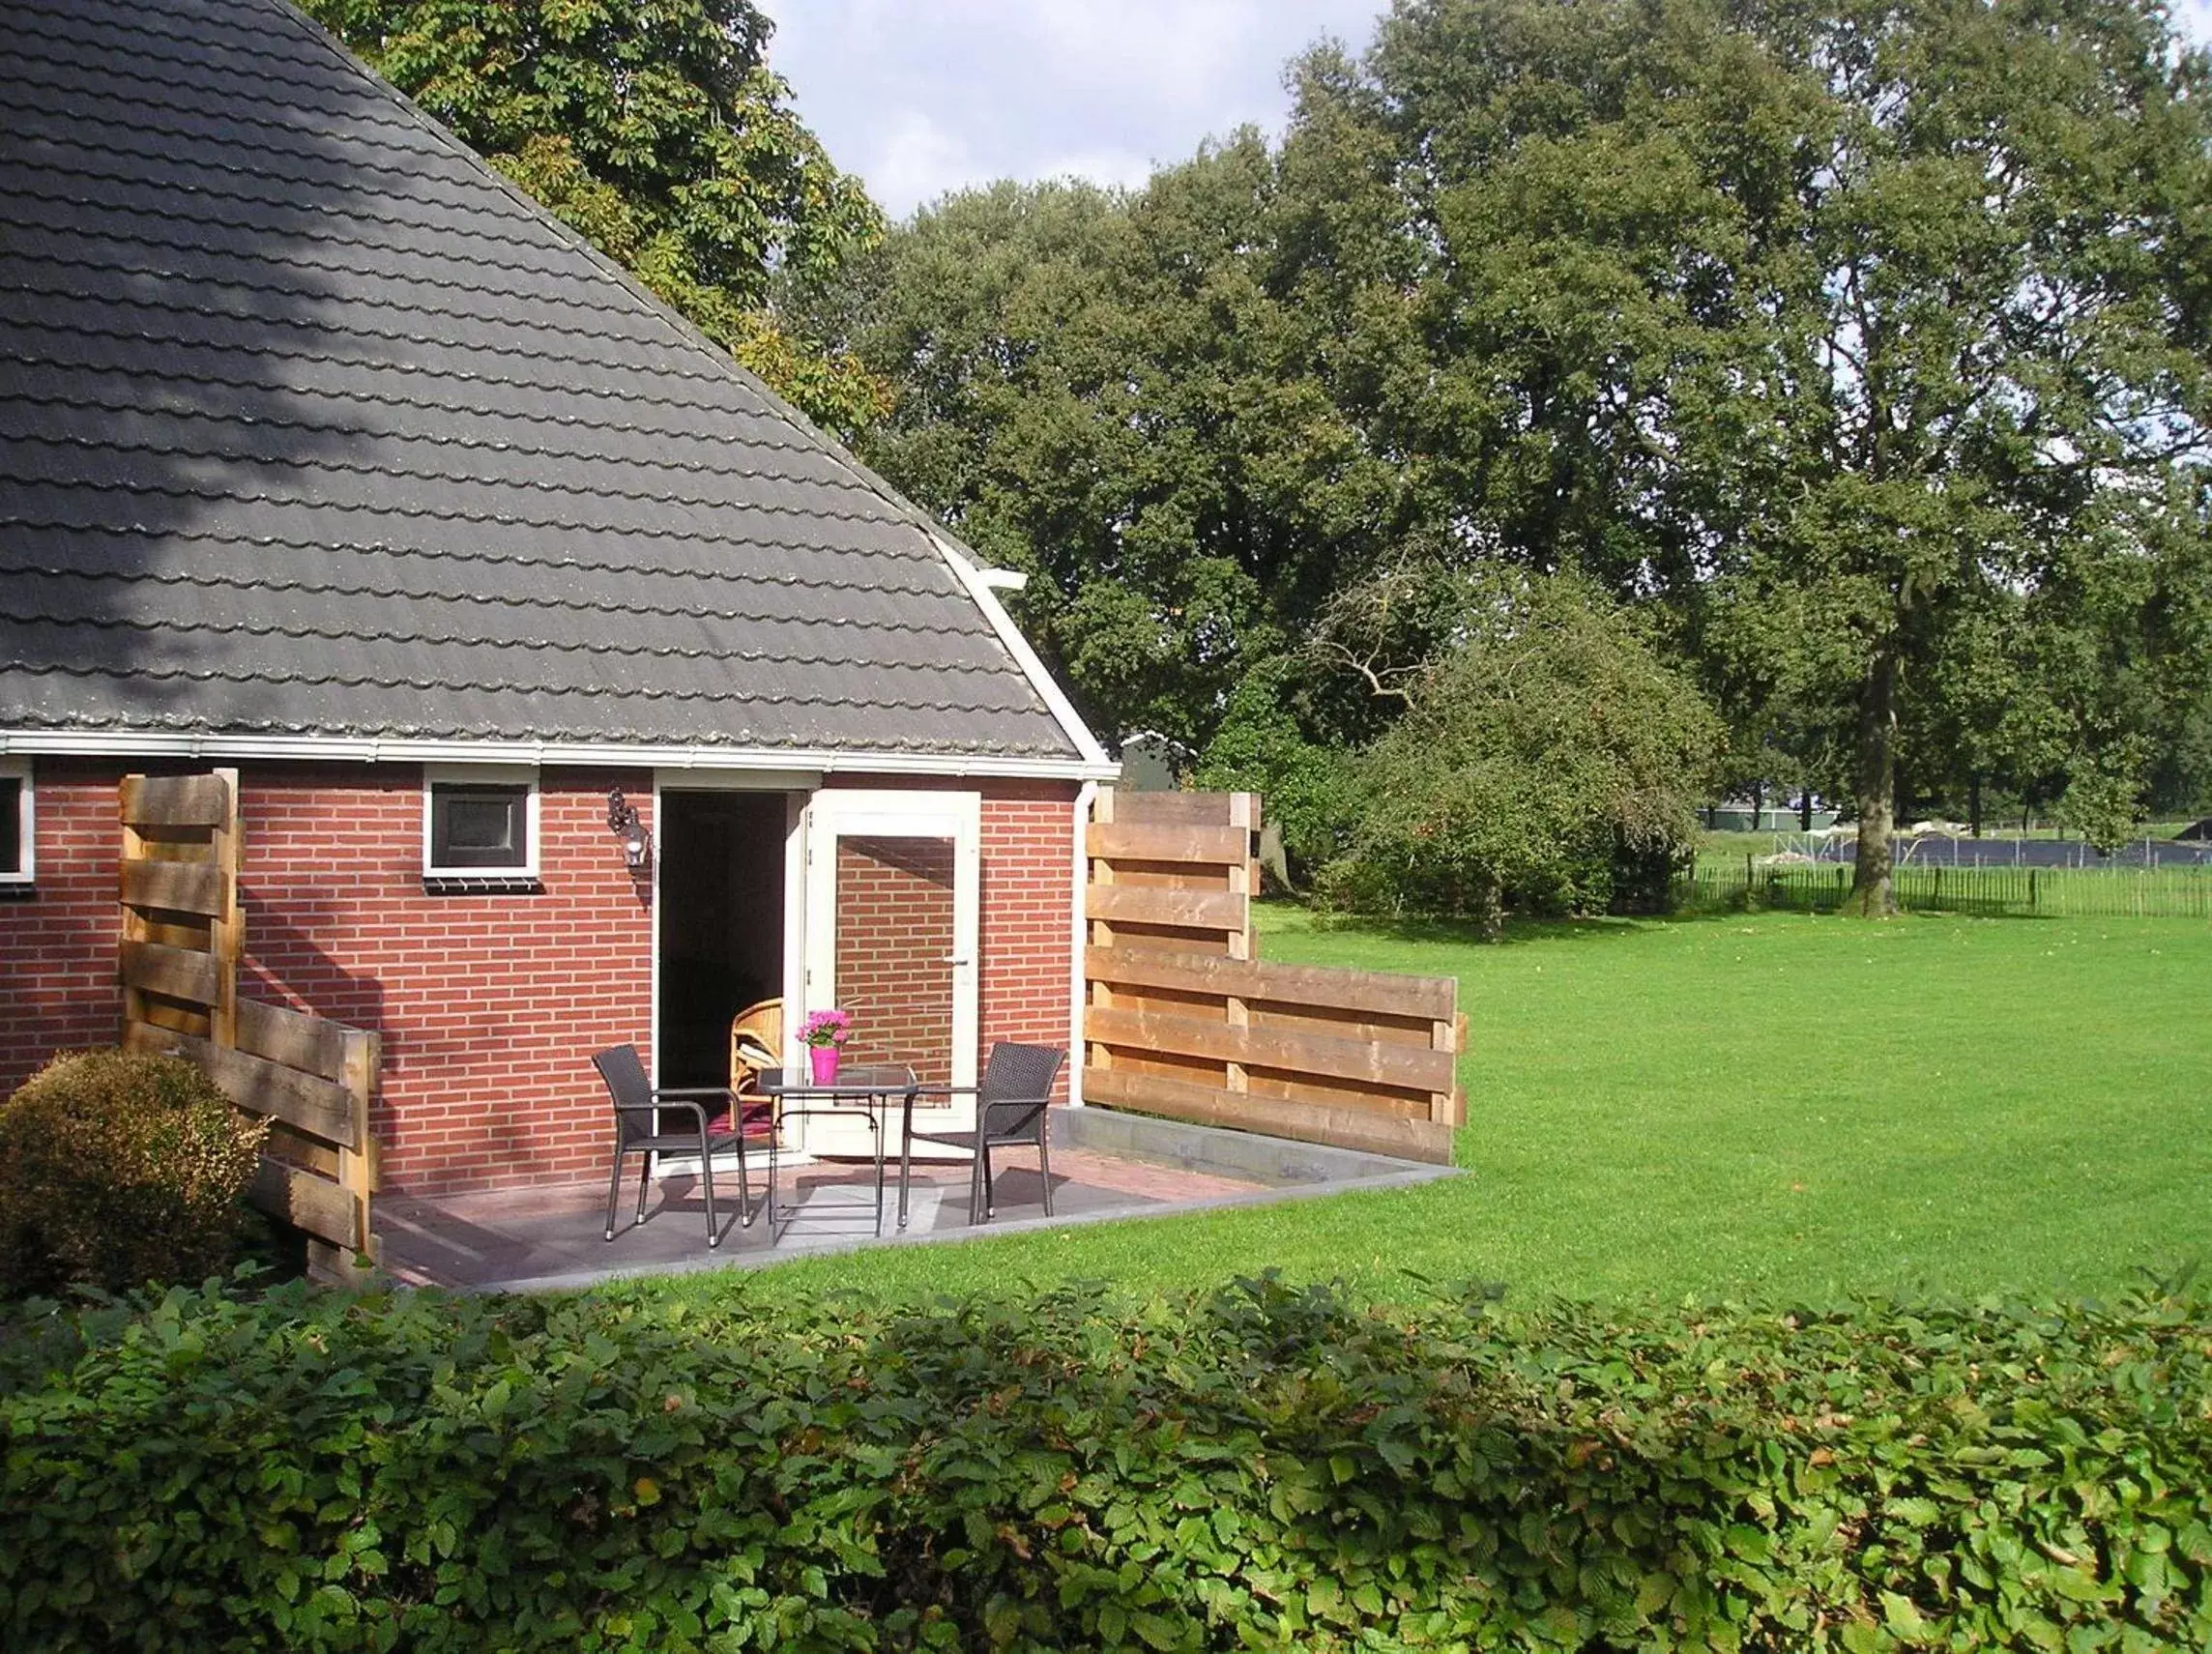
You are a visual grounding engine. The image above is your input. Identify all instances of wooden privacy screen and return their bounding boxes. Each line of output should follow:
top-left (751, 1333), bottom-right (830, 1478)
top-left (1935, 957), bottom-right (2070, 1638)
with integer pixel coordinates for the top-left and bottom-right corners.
top-left (117, 770), bottom-right (381, 1283)
top-left (1084, 791), bottom-right (1466, 1165)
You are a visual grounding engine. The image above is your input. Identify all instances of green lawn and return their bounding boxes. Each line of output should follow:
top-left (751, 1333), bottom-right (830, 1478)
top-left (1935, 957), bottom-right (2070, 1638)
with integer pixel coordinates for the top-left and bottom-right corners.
top-left (637, 908), bottom-right (2212, 1311)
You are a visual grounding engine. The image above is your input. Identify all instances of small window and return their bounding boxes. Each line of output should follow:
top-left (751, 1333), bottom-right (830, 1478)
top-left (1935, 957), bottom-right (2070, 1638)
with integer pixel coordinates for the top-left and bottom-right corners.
top-left (0, 762), bottom-right (30, 885)
top-left (423, 767), bottom-right (538, 880)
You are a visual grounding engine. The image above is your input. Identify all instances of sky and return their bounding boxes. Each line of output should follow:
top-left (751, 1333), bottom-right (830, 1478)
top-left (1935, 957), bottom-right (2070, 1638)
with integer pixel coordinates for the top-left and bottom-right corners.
top-left (769, 1), bottom-right (1389, 218)
top-left (771, 0), bottom-right (2212, 221)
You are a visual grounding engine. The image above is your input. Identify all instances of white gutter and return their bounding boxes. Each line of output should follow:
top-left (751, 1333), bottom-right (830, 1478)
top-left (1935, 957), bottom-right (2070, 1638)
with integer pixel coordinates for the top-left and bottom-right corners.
top-left (930, 535), bottom-right (1115, 771)
top-left (0, 727), bottom-right (1119, 783)
top-left (1067, 777), bottom-right (1097, 1108)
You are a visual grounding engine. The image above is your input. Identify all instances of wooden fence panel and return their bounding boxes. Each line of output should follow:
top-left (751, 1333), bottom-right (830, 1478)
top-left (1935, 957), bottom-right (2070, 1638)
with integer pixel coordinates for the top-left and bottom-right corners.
top-left (120, 773), bottom-right (234, 827)
top-left (1083, 789), bottom-right (1463, 1164)
top-left (118, 769), bottom-right (379, 1281)
top-left (236, 999), bottom-right (350, 1084)
top-left (1086, 1068), bottom-right (1456, 1164)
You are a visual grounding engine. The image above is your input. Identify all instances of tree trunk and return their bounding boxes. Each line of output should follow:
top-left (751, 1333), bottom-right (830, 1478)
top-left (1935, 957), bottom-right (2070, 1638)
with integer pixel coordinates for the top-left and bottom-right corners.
top-left (1849, 649), bottom-right (1900, 916)
top-left (1969, 776), bottom-right (1981, 838)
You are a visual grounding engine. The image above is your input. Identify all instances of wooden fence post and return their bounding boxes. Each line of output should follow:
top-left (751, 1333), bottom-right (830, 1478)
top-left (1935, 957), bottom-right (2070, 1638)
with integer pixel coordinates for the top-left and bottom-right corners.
top-left (308, 1026), bottom-right (381, 1287)
top-left (209, 768), bottom-right (241, 1052)
top-left (1223, 794), bottom-right (1256, 1096)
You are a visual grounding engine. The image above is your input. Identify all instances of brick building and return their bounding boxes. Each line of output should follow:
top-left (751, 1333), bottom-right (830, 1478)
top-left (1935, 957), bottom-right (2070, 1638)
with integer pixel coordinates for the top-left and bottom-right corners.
top-left (0, 0), bottom-right (1115, 1194)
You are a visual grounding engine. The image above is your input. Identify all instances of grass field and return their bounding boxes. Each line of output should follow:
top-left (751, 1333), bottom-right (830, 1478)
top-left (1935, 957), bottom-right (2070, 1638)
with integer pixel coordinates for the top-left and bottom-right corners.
top-left (639, 908), bottom-right (2212, 1312)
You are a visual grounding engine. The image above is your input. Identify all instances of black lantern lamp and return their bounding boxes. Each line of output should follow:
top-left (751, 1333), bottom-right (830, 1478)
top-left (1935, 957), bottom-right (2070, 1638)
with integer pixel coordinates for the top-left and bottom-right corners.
top-left (606, 789), bottom-right (651, 872)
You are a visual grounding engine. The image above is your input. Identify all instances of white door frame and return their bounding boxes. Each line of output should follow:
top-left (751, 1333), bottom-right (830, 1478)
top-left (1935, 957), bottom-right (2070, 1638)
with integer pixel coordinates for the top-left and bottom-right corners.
top-left (798, 788), bottom-right (981, 1155)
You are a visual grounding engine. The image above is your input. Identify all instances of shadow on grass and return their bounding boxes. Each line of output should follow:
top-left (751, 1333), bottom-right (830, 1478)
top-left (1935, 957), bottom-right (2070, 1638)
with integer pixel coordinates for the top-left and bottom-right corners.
top-left (1267, 900), bottom-right (2060, 950)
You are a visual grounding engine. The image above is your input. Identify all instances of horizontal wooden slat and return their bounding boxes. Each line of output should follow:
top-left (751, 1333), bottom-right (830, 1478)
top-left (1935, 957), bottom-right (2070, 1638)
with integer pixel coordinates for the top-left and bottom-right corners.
top-left (1085, 1005), bottom-right (1457, 1095)
top-left (120, 941), bottom-right (221, 1007)
top-left (129, 1001), bottom-right (210, 1038)
top-left (1108, 791), bottom-right (1253, 827)
top-left (120, 773), bottom-right (232, 828)
top-left (1086, 885), bottom-right (1247, 931)
top-left (124, 1025), bottom-right (358, 1149)
top-left (1085, 946), bottom-right (1458, 1025)
top-left (249, 1157), bottom-right (360, 1251)
top-left (1084, 1067), bottom-right (1455, 1165)
top-left (121, 857), bottom-right (227, 917)
top-left (236, 999), bottom-right (349, 1084)
top-left (1088, 821), bottom-right (1252, 865)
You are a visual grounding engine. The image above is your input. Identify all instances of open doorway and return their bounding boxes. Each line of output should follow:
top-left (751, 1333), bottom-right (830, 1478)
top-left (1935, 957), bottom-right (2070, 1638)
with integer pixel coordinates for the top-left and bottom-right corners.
top-left (656, 790), bottom-right (790, 1088)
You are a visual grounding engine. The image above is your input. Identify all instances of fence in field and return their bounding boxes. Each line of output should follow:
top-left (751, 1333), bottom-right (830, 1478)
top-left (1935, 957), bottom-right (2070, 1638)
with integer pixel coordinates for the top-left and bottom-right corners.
top-left (1681, 857), bottom-right (2212, 919)
top-left (1085, 790), bottom-right (1465, 1165)
top-left (117, 769), bottom-right (381, 1284)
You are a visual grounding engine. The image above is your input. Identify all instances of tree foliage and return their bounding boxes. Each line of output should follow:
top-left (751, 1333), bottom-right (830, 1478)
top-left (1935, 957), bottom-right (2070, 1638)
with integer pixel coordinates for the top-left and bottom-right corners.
top-left (300, 0), bottom-right (888, 433)
top-left (1326, 0), bottom-right (2212, 908)
top-left (822, 0), bottom-right (2212, 917)
top-left (802, 137), bottom-right (1414, 747)
top-left (1323, 568), bottom-right (1723, 926)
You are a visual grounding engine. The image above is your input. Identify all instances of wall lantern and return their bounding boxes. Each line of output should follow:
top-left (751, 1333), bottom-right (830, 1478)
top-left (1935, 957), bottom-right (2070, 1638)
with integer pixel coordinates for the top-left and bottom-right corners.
top-left (606, 788), bottom-right (651, 872)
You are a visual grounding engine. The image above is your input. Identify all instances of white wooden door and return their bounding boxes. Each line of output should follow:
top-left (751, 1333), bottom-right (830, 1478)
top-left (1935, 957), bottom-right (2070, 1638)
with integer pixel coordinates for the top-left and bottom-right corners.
top-left (796, 790), bottom-right (980, 1156)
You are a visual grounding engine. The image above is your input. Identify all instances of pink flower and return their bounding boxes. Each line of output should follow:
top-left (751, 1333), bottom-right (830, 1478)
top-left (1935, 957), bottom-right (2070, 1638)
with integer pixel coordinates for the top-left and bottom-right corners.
top-left (799, 1008), bottom-right (852, 1049)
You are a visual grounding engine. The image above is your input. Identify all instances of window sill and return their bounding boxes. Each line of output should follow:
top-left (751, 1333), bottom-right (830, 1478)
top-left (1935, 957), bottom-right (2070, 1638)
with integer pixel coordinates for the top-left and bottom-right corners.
top-left (422, 874), bottom-right (543, 896)
top-left (0, 880), bottom-right (34, 902)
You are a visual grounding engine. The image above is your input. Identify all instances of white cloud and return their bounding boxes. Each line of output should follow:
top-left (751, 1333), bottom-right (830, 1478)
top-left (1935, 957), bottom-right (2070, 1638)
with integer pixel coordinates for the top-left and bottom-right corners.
top-left (768, 0), bottom-right (1384, 217)
top-left (865, 110), bottom-right (975, 218)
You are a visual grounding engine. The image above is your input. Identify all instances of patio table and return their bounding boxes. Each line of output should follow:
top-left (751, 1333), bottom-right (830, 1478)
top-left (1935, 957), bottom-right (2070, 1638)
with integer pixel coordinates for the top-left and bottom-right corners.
top-left (756, 1064), bottom-right (917, 1237)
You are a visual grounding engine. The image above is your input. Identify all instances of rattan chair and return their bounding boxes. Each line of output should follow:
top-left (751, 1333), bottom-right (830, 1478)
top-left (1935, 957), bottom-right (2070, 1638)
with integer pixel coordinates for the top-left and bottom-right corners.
top-left (591, 1044), bottom-right (771, 1247)
top-left (896, 1042), bottom-right (1065, 1228)
top-left (726, 997), bottom-right (783, 1101)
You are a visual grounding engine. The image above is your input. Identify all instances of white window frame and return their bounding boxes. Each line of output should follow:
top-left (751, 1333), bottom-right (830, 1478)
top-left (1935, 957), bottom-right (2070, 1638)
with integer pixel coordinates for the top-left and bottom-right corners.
top-left (0, 758), bottom-right (31, 885)
top-left (422, 763), bottom-right (540, 880)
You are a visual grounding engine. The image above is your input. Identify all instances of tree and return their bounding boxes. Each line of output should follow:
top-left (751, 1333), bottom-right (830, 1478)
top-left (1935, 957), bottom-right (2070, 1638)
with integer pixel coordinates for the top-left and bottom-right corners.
top-left (299, 0), bottom-right (888, 434)
top-left (1323, 0), bottom-right (2212, 912)
top-left (803, 136), bottom-right (1416, 748)
top-left (1324, 567), bottom-right (1723, 931)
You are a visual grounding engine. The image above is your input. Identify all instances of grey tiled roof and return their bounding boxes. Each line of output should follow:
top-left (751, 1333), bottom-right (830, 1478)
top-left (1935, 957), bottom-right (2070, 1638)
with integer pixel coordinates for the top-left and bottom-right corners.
top-left (0, 0), bottom-right (1087, 764)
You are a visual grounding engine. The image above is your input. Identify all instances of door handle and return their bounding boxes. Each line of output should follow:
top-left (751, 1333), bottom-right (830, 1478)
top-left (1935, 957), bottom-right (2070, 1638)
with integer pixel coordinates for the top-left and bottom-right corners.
top-left (944, 956), bottom-right (972, 967)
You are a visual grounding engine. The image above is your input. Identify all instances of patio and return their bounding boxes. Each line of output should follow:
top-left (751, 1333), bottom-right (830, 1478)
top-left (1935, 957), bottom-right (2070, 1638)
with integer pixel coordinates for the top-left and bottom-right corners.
top-left (376, 1108), bottom-right (1458, 1291)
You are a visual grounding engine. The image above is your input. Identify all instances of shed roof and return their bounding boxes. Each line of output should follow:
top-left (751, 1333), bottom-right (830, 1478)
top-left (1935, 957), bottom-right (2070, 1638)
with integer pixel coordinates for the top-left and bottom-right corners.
top-left (0, 0), bottom-right (1104, 775)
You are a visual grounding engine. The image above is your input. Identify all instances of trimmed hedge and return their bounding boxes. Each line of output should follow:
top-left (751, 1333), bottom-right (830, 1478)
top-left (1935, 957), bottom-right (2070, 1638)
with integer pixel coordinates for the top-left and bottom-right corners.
top-left (0, 1050), bottom-right (268, 1297)
top-left (1, 1274), bottom-right (2208, 1650)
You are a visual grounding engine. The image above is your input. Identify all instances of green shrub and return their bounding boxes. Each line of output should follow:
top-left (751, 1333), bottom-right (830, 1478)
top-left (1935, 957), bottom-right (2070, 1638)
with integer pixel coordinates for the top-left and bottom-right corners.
top-left (1, 1274), bottom-right (2206, 1650)
top-left (0, 1049), bottom-right (268, 1296)
top-left (1321, 568), bottom-right (1722, 931)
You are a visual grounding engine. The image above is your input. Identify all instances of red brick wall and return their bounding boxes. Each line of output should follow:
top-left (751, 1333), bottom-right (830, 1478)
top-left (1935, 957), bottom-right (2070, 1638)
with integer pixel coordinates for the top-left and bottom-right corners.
top-left (237, 765), bottom-right (655, 1196)
top-left (0, 760), bottom-right (126, 1083)
top-left (833, 835), bottom-right (957, 1084)
top-left (0, 762), bottom-right (1081, 1194)
top-left (975, 780), bottom-right (1080, 1106)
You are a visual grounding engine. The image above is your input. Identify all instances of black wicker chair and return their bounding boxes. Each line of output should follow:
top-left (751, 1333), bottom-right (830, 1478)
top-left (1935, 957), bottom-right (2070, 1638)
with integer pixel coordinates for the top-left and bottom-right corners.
top-left (591, 1044), bottom-right (772, 1247)
top-left (896, 1042), bottom-right (1065, 1228)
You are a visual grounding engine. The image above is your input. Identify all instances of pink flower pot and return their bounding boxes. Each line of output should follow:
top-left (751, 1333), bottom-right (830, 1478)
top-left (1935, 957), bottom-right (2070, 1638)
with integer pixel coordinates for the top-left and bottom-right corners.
top-left (809, 1044), bottom-right (840, 1086)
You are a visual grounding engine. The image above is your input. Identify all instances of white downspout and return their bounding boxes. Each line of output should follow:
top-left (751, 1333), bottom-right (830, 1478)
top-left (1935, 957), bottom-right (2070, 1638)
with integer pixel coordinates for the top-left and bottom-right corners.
top-left (1068, 778), bottom-right (1097, 1107)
